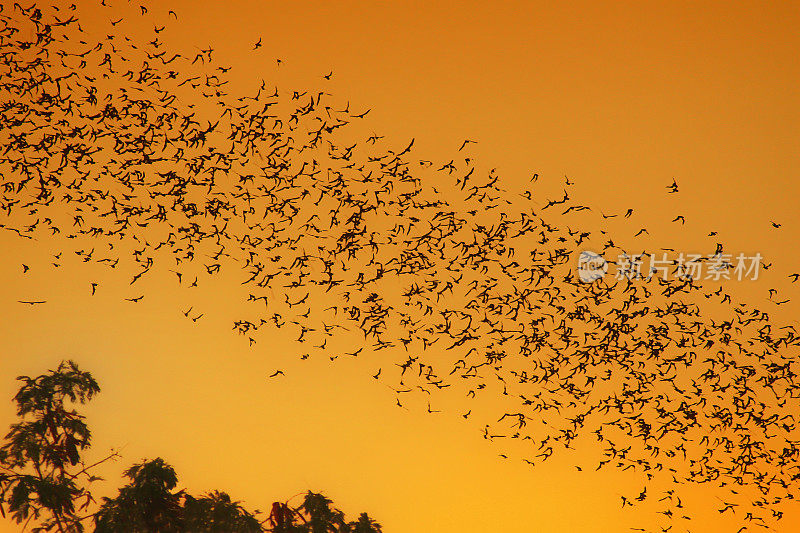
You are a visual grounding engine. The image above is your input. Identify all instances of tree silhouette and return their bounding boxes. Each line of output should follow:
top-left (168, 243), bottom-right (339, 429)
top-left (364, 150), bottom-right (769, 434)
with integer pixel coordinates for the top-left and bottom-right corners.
top-left (0, 362), bottom-right (382, 532)
top-left (0, 360), bottom-right (109, 532)
top-left (299, 492), bottom-right (345, 533)
top-left (268, 492), bottom-right (381, 533)
top-left (347, 513), bottom-right (382, 533)
top-left (183, 490), bottom-right (263, 533)
top-left (94, 458), bottom-right (184, 532)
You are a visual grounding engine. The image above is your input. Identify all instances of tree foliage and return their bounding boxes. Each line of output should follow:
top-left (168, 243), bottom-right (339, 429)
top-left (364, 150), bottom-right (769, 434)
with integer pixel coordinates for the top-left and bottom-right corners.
top-left (0, 360), bottom-right (103, 532)
top-left (94, 458), bottom-right (184, 533)
top-left (183, 490), bottom-right (263, 533)
top-left (1, 362), bottom-right (382, 532)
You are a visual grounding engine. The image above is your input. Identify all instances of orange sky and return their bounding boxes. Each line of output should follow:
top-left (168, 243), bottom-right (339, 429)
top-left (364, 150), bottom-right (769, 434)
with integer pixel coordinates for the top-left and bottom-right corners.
top-left (2, 1), bottom-right (799, 531)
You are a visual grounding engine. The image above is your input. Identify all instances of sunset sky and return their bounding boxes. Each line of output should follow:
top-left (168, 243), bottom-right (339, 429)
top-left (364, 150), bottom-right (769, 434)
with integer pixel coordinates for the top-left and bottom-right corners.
top-left (2, 1), bottom-right (799, 531)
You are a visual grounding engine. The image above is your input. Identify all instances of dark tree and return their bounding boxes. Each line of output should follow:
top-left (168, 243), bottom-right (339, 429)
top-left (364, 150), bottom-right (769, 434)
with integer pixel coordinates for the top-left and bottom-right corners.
top-left (273, 492), bottom-right (382, 533)
top-left (94, 458), bottom-right (185, 532)
top-left (1, 362), bottom-right (383, 533)
top-left (347, 513), bottom-right (382, 533)
top-left (299, 492), bottom-right (345, 533)
top-left (0, 360), bottom-right (107, 532)
top-left (183, 490), bottom-right (263, 533)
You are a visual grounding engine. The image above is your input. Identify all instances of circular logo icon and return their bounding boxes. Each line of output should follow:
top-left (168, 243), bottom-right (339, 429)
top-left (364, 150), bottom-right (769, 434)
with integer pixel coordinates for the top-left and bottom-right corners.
top-left (578, 251), bottom-right (607, 283)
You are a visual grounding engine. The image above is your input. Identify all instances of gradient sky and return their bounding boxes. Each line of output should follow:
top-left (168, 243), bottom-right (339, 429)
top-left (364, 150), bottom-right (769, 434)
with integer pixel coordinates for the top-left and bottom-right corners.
top-left (2, 1), bottom-right (799, 531)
